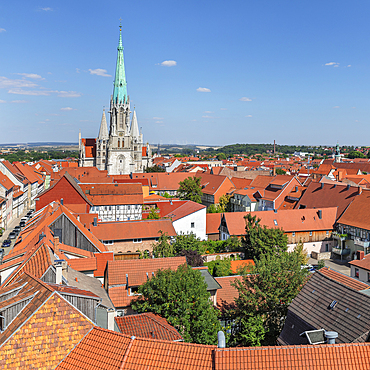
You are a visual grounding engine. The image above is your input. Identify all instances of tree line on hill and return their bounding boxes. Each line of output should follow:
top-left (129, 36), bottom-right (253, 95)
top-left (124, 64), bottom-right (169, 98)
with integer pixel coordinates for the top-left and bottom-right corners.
top-left (0, 149), bottom-right (78, 163)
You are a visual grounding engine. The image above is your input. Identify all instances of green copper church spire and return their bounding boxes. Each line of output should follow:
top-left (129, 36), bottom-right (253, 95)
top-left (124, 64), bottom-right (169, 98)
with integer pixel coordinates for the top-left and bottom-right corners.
top-left (113, 20), bottom-right (127, 104)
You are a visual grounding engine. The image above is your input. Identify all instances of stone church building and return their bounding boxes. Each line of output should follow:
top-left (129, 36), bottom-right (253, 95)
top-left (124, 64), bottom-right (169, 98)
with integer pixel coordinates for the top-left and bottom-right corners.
top-left (79, 25), bottom-right (152, 175)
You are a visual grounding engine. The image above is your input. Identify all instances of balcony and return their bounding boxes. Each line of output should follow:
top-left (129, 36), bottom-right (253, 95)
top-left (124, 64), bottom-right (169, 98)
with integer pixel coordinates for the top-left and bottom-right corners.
top-left (354, 238), bottom-right (370, 248)
top-left (332, 247), bottom-right (351, 256)
top-left (332, 232), bottom-right (349, 241)
top-left (231, 198), bottom-right (241, 206)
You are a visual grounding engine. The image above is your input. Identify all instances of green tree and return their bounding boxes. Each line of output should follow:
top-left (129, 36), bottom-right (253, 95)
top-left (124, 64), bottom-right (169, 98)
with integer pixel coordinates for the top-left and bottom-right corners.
top-left (207, 204), bottom-right (220, 213)
top-left (177, 176), bottom-right (202, 203)
top-left (205, 257), bottom-right (232, 277)
top-left (218, 194), bottom-right (231, 212)
top-left (152, 231), bottom-right (174, 258)
top-left (131, 264), bottom-right (221, 344)
top-left (145, 165), bottom-right (166, 172)
top-left (347, 150), bottom-right (365, 159)
top-left (293, 240), bottom-right (309, 265)
top-left (317, 259), bottom-right (325, 270)
top-left (217, 152), bottom-right (227, 161)
top-left (173, 232), bottom-right (205, 255)
top-left (242, 213), bottom-right (288, 260)
top-left (232, 251), bottom-right (309, 346)
top-left (147, 207), bottom-right (160, 219)
top-left (178, 249), bottom-right (204, 267)
top-left (275, 168), bottom-right (286, 175)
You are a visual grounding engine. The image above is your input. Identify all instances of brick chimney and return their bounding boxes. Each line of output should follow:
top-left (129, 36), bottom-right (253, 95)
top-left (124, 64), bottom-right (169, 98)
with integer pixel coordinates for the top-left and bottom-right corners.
top-left (53, 236), bottom-right (60, 256)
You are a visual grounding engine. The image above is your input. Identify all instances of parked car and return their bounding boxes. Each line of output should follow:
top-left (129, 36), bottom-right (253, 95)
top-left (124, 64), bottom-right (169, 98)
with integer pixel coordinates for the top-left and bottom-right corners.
top-left (8, 232), bottom-right (17, 239)
top-left (0, 248), bottom-right (4, 261)
top-left (19, 221), bottom-right (26, 228)
top-left (2, 239), bottom-right (11, 248)
top-left (14, 226), bottom-right (21, 232)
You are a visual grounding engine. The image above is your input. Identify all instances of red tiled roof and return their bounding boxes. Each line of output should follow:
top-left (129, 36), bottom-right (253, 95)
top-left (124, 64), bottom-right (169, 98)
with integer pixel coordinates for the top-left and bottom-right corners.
top-left (214, 343), bottom-right (370, 370)
top-left (0, 171), bottom-right (15, 190)
top-left (336, 189), bottom-right (370, 230)
top-left (94, 252), bottom-right (114, 277)
top-left (319, 267), bottom-right (369, 291)
top-left (295, 182), bottom-right (359, 219)
top-left (349, 254), bottom-right (370, 273)
top-left (57, 326), bottom-right (215, 370)
top-left (115, 312), bottom-right (182, 341)
top-left (91, 219), bottom-right (176, 241)
top-left (230, 260), bottom-right (254, 274)
top-left (214, 276), bottom-right (242, 311)
top-left (206, 213), bottom-right (221, 235)
top-left (79, 183), bottom-right (143, 205)
top-left (67, 257), bottom-right (97, 272)
top-left (107, 257), bottom-right (187, 286)
top-left (47, 283), bottom-right (99, 298)
top-left (222, 208), bottom-right (337, 236)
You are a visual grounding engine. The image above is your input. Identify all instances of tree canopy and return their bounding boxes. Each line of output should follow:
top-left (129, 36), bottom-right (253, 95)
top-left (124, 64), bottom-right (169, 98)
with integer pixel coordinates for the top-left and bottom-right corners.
top-left (231, 251), bottom-right (309, 346)
top-left (242, 213), bottom-right (288, 260)
top-left (347, 150), bottom-right (365, 159)
top-left (177, 176), bottom-right (202, 203)
top-left (131, 264), bottom-right (221, 345)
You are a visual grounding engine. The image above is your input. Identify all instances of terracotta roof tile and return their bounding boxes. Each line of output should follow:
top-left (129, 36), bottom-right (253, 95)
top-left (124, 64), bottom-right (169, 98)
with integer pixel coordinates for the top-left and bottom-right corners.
top-left (115, 312), bottom-right (183, 341)
top-left (320, 267), bottom-right (370, 291)
top-left (214, 276), bottom-right (242, 312)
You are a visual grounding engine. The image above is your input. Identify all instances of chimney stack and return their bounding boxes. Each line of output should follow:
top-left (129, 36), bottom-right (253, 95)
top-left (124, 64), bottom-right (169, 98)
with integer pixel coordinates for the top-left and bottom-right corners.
top-left (53, 236), bottom-right (60, 256)
top-left (54, 259), bottom-right (66, 284)
top-left (217, 331), bottom-right (226, 348)
top-left (325, 331), bottom-right (338, 344)
top-left (107, 308), bottom-right (116, 331)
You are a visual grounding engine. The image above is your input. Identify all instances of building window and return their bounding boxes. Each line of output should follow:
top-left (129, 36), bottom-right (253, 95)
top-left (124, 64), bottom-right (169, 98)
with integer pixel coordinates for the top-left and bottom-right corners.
top-left (326, 230), bottom-right (329, 236)
top-left (292, 232), bottom-right (295, 237)
top-left (118, 139), bottom-right (120, 148)
top-left (130, 287), bottom-right (140, 296)
top-left (103, 240), bottom-right (114, 245)
top-left (355, 268), bottom-right (359, 278)
top-left (133, 238), bottom-right (142, 243)
top-left (367, 272), bottom-right (370, 282)
top-left (128, 205), bottom-right (131, 210)
top-left (325, 243), bottom-right (329, 252)
top-left (191, 222), bottom-right (195, 228)
top-left (309, 231), bottom-right (313, 236)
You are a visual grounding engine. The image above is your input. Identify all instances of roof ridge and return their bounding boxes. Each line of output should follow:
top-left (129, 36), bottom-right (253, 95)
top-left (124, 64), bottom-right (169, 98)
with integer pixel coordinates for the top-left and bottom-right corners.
top-left (317, 269), bottom-right (369, 292)
top-left (145, 312), bottom-right (181, 336)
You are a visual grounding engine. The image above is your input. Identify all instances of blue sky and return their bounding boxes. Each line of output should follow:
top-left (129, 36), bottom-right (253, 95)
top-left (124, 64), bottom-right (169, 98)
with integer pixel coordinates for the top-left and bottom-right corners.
top-left (0, 0), bottom-right (369, 146)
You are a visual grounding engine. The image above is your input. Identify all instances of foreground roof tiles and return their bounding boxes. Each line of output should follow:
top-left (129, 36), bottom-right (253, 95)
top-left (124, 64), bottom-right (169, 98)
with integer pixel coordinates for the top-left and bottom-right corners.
top-left (115, 312), bottom-right (183, 341)
top-left (56, 326), bottom-right (215, 370)
top-left (214, 343), bottom-right (370, 370)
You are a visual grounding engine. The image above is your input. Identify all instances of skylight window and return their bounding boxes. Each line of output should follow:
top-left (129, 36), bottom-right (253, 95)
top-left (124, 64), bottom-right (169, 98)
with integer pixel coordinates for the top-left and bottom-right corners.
top-left (329, 300), bottom-right (338, 310)
top-left (273, 220), bottom-right (278, 226)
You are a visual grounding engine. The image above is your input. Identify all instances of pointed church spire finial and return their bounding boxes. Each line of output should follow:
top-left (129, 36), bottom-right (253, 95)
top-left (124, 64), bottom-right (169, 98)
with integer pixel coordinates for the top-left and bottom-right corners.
top-left (113, 19), bottom-right (127, 105)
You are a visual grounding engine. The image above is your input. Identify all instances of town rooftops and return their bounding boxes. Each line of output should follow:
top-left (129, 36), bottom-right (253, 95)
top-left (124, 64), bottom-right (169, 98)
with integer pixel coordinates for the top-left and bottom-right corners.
top-left (349, 253), bottom-right (370, 272)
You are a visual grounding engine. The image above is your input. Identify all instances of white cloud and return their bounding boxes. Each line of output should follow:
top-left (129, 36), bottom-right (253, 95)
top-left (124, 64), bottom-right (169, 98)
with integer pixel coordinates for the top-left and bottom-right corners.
top-left (0, 76), bottom-right (38, 89)
top-left (16, 73), bottom-right (44, 80)
top-left (347, 65), bottom-right (351, 67)
top-left (60, 107), bottom-right (75, 111)
top-left (57, 91), bottom-right (81, 98)
top-left (333, 106), bottom-right (340, 109)
top-left (202, 115), bottom-right (214, 118)
top-left (40, 7), bottom-right (53, 11)
top-left (197, 87), bottom-right (211, 92)
top-left (0, 28), bottom-right (6, 33)
top-left (245, 115), bottom-right (252, 117)
top-left (0, 99), bottom-right (6, 103)
top-left (89, 68), bottom-right (111, 77)
top-left (8, 88), bottom-right (81, 97)
top-left (8, 88), bottom-right (50, 96)
top-left (240, 97), bottom-right (252, 102)
top-left (204, 111), bottom-right (214, 114)
top-left (220, 108), bottom-right (227, 111)
top-left (11, 100), bottom-right (28, 103)
top-left (325, 62), bottom-right (339, 67)
top-left (155, 121), bottom-right (163, 124)
top-left (160, 60), bottom-right (177, 67)
top-left (153, 117), bottom-right (164, 120)
top-left (76, 68), bottom-right (80, 73)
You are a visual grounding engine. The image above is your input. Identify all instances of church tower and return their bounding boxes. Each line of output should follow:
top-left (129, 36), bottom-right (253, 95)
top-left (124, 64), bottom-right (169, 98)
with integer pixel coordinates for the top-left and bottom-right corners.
top-left (106, 22), bottom-right (144, 175)
top-left (79, 22), bottom-right (151, 173)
